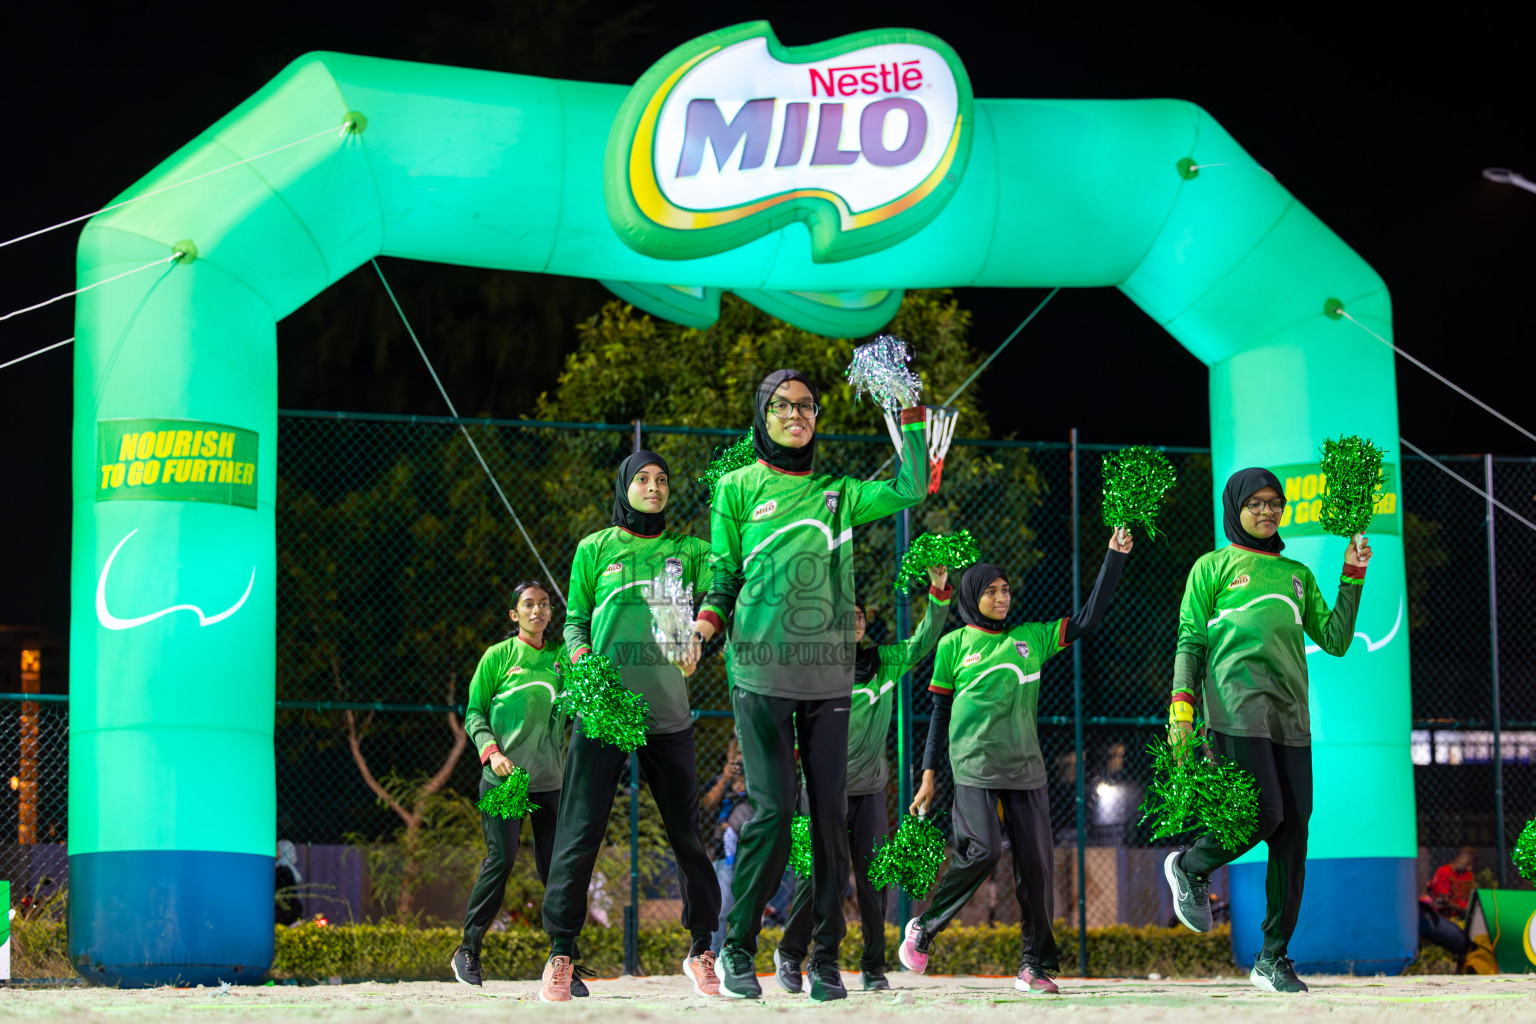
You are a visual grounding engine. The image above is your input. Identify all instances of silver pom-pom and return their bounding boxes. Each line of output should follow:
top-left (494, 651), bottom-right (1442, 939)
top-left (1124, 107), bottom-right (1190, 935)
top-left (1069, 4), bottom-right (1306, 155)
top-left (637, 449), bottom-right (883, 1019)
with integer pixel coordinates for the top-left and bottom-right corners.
top-left (645, 572), bottom-right (694, 664)
top-left (847, 334), bottom-right (923, 413)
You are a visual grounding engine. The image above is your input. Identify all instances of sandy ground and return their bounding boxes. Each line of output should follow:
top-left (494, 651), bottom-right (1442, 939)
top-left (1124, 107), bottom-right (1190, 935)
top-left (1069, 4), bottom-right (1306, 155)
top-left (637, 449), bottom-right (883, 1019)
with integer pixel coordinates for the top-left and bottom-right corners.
top-left (2, 971), bottom-right (1533, 1024)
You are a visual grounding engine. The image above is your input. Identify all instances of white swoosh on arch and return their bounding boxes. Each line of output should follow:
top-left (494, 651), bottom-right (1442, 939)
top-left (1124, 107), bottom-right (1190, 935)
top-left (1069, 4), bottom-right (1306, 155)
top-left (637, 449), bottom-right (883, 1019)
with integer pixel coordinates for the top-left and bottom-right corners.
top-left (743, 519), bottom-right (853, 566)
top-left (95, 528), bottom-right (255, 631)
top-left (594, 579), bottom-right (652, 616)
top-left (1305, 597), bottom-right (1404, 655)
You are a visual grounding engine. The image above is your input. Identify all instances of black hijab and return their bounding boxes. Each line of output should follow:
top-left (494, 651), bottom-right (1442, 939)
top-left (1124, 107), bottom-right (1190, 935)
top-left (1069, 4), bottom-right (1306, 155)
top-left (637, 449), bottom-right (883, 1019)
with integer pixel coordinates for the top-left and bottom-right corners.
top-left (957, 562), bottom-right (1008, 630)
top-left (853, 598), bottom-right (880, 684)
top-left (612, 450), bottom-right (670, 536)
top-left (752, 369), bottom-right (818, 474)
top-left (1222, 467), bottom-right (1286, 554)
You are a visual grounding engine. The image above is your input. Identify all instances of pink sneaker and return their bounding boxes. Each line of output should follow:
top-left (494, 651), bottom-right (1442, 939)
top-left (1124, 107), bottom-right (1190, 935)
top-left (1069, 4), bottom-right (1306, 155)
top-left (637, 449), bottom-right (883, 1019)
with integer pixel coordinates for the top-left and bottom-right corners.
top-left (1014, 956), bottom-right (1060, 994)
top-left (897, 918), bottom-right (930, 974)
top-left (540, 955), bottom-right (573, 1003)
top-left (683, 951), bottom-right (721, 996)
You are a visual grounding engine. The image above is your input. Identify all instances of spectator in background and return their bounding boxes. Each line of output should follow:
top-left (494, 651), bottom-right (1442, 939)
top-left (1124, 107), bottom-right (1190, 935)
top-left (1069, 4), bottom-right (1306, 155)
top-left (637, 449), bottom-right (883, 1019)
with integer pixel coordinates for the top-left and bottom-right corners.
top-left (1428, 848), bottom-right (1477, 920)
top-left (275, 840), bottom-right (303, 926)
top-left (702, 734), bottom-right (751, 953)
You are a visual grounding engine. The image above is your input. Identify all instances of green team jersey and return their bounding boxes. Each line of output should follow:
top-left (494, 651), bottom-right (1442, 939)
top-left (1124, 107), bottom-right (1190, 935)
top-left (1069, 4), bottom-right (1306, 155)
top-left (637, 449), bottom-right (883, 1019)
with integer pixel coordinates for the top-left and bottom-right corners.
top-left (464, 635), bottom-right (569, 792)
top-left (564, 526), bottom-right (712, 736)
top-left (847, 586), bottom-right (952, 795)
top-left (1173, 544), bottom-right (1365, 745)
top-left (699, 410), bottom-right (929, 700)
top-left (929, 618), bottom-right (1070, 790)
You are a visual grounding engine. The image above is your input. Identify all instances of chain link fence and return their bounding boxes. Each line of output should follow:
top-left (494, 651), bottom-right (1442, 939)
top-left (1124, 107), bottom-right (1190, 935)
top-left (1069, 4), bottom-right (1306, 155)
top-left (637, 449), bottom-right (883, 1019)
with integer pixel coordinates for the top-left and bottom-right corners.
top-left (2, 414), bottom-right (1531, 956)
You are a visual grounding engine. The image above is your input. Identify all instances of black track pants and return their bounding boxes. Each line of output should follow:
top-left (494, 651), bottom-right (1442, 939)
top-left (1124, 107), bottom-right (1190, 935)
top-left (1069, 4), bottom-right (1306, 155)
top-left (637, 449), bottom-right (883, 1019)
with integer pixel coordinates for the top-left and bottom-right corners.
top-left (918, 784), bottom-right (1058, 970)
top-left (778, 790), bottom-right (888, 970)
top-left (1179, 733), bottom-right (1313, 958)
top-left (461, 776), bottom-right (559, 953)
top-left (542, 723), bottom-right (720, 956)
top-left (725, 688), bottom-right (851, 957)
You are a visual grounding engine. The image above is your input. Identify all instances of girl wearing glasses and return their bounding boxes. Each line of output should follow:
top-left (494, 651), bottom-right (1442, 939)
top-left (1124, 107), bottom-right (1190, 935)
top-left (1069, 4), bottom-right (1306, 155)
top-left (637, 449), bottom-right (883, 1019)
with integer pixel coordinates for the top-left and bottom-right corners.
top-left (1161, 468), bottom-right (1371, 995)
top-left (900, 532), bottom-right (1132, 994)
top-left (539, 451), bottom-right (722, 1002)
top-left (691, 369), bottom-right (932, 1001)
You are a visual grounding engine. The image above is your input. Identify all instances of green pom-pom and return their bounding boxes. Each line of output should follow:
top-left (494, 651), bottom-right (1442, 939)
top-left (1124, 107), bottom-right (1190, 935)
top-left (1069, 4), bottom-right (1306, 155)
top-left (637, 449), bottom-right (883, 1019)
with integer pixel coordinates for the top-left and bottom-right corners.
top-left (1317, 435), bottom-right (1387, 538)
top-left (1101, 446), bottom-right (1178, 538)
top-left (477, 766), bottom-right (539, 820)
top-left (894, 530), bottom-right (981, 593)
top-left (868, 814), bottom-right (948, 898)
top-left (1514, 820), bottom-right (1536, 882)
top-left (556, 653), bottom-right (649, 753)
top-left (789, 815), bottom-right (814, 878)
top-left (1137, 724), bottom-right (1260, 850)
top-left (699, 430), bottom-right (755, 495)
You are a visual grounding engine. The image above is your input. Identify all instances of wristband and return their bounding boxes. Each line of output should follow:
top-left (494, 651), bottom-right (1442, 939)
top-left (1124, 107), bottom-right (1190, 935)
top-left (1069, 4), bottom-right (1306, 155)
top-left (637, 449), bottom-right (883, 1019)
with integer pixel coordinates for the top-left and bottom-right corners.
top-left (1169, 694), bottom-right (1195, 724)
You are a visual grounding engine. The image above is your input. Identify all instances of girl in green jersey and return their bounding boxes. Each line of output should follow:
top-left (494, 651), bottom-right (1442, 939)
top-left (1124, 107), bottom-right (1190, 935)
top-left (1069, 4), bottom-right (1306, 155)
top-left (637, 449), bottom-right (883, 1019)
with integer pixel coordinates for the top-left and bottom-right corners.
top-left (902, 531), bottom-right (1132, 994)
top-left (452, 581), bottom-right (575, 990)
top-left (1161, 467), bottom-right (1371, 995)
top-left (692, 369), bottom-right (931, 1002)
top-left (540, 451), bottom-right (721, 1003)
top-left (775, 565), bottom-right (953, 993)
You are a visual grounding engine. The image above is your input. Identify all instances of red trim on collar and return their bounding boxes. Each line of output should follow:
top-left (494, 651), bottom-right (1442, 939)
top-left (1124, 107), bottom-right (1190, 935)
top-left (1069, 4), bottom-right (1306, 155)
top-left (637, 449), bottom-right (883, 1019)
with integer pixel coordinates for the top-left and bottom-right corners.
top-left (755, 458), bottom-right (813, 477)
top-left (618, 525), bottom-right (663, 539)
top-left (965, 623), bottom-right (1004, 635)
top-left (516, 633), bottom-right (546, 651)
top-left (1232, 544), bottom-right (1282, 557)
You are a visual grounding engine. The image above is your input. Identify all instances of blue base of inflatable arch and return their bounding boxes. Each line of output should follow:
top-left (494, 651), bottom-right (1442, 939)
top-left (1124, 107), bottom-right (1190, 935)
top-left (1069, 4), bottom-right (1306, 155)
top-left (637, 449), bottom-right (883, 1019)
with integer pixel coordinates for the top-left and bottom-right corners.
top-left (68, 850), bottom-right (275, 987)
top-left (1229, 857), bottom-right (1416, 975)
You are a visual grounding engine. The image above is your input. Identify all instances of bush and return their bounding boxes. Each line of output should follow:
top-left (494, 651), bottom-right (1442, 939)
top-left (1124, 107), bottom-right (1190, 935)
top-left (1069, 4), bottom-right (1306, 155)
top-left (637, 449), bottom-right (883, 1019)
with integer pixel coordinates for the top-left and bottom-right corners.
top-left (272, 920), bottom-right (1247, 981)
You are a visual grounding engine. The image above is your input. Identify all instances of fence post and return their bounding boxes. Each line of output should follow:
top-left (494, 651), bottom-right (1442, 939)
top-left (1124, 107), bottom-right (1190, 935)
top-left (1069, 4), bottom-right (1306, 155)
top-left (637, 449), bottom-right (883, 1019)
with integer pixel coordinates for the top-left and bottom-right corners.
top-left (1070, 428), bottom-right (1088, 976)
top-left (625, 419), bottom-right (643, 974)
top-left (1485, 453), bottom-right (1507, 886)
top-left (894, 507), bottom-right (914, 934)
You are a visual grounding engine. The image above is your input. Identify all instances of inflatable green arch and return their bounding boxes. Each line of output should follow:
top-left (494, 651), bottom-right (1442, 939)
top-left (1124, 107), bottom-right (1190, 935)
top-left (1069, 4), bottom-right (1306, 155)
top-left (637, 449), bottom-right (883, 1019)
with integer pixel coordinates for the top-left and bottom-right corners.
top-left (71, 22), bottom-right (1413, 985)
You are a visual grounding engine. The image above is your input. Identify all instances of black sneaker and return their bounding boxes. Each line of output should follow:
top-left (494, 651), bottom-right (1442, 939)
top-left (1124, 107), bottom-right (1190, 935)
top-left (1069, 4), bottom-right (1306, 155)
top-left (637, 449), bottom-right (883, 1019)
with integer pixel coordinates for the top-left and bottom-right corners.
top-left (773, 948), bottom-right (804, 993)
top-left (450, 945), bottom-right (481, 986)
top-left (807, 957), bottom-right (846, 1002)
top-left (570, 963), bottom-right (595, 998)
top-left (1250, 953), bottom-right (1308, 994)
top-left (718, 943), bottom-right (762, 999)
top-left (1163, 850), bottom-right (1212, 933)
top-left (860, 968), bottom-right (889, 991)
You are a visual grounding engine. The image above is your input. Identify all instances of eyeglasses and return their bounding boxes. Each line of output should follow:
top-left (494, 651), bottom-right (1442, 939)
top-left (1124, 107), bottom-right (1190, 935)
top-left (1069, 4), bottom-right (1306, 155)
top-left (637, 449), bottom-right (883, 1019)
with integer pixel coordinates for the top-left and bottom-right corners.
top-left (1243, 498), bottom-right (1288, 515)
top-left (767, 399), bottom-right (821, 419)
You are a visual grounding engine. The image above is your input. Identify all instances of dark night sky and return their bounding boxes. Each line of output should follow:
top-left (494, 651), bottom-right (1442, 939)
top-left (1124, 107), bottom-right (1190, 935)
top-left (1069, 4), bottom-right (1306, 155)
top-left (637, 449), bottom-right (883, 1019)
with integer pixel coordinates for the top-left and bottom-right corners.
top-left (3, 2), bottom-right (1534, 639)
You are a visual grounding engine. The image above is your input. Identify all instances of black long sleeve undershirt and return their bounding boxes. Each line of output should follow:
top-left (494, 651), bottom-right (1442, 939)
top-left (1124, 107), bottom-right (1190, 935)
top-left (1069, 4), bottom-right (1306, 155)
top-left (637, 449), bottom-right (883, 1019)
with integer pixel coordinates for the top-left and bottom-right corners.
top-left (921, 547), bottom-right (1128, 774)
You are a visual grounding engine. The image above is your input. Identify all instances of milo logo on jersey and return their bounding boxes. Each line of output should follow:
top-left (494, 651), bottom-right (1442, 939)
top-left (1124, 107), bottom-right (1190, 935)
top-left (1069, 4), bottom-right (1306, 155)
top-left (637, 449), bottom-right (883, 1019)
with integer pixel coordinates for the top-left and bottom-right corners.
top-left (1228, 574), bottom-right (1250, 591)
top-left (602, 562), bottom-right (625, 576)
top-left (1269, 459), bottom-right (1400, 537)
top-left (605, 21), bottom-right (973, 262)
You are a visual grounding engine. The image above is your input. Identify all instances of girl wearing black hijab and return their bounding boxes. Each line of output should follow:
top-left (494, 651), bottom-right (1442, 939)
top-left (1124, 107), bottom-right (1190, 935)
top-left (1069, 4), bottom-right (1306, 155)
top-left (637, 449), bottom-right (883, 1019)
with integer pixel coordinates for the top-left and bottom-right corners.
top-left (902, 530), bottom-right (1132, 993)
top-left (1162, 468), bottom-right (1372, 995)
top-left (539, 451), bottom-right (722, 1002)
top-left (692, 369), bottom-right (933, 1001)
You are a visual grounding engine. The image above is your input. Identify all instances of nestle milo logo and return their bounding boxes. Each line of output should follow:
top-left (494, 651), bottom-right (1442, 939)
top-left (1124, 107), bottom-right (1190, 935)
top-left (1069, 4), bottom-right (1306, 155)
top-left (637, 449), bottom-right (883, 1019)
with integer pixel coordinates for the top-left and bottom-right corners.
top-left (606, 21), bottom-right (973, 262)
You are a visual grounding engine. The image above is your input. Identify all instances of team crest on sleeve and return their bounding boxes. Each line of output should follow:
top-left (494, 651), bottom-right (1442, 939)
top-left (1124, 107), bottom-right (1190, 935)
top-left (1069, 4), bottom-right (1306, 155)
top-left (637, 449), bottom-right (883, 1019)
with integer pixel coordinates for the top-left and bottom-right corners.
top-left (665, 557), bottom-right (684, 578)
top-left (1013, 640), bottom-right (1030, 659)
top-left (1227, 574), bottom-right (1250, 591)
top-left (824, 490), bottom-right (840, 513)
top-left (1292, 575), bottom-right (1304, 602)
